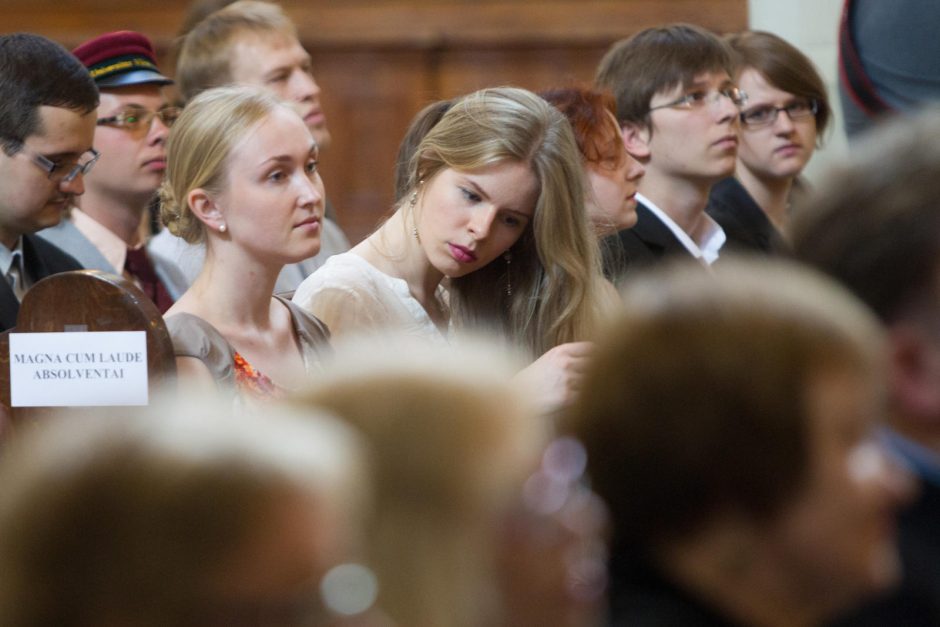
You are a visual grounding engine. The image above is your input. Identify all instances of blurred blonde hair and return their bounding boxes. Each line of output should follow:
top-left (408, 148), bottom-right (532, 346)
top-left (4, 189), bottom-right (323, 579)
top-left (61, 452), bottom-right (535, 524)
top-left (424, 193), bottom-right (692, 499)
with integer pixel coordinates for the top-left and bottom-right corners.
top-left (294, 335), bottom-right (547, 627)
top-left (0, 396), bottom-right (366, 627)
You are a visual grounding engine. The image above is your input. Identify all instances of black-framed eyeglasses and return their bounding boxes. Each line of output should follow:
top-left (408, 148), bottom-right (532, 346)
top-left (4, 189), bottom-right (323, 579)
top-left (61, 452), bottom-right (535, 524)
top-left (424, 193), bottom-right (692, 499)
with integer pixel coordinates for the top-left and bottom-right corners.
top-left (740, 99), bottom-right (818, 128)
top-left (649, 87), bottom-right (748, 113)
top-left (96, 106), bottom-right (181, 132)
top-left (18, 145), bottom-right (100, 183)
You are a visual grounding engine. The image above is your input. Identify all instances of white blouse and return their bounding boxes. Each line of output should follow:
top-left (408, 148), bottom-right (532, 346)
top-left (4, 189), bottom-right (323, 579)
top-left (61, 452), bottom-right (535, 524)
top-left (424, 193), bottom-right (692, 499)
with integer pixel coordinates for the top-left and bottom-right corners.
top-left (292, 252), bottom-right (448, 342)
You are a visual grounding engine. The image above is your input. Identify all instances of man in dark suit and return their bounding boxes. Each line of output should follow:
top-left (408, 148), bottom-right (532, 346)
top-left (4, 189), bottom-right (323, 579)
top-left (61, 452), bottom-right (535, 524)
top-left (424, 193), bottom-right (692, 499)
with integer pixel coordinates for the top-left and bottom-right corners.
top-left (596, 24), bottom-right (746, 279)
top-left (792, 109), bottom-right (940, 626)
top-left (0, 34), bottom-right (97, 330)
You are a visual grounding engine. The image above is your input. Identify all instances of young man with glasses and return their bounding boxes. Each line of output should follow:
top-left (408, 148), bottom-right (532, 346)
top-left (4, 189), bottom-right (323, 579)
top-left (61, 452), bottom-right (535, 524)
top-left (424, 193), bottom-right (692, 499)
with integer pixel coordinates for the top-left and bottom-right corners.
top-left (706, 31), bottom-right (831, 254)
top-left (596, 24), bottom-right (745, 277)
top-left (39, 31), bottom-right (188, 313)
top-left (0, 34), bottom-right (97, 330)
top-left (148, 0), bottom-right (350, 295)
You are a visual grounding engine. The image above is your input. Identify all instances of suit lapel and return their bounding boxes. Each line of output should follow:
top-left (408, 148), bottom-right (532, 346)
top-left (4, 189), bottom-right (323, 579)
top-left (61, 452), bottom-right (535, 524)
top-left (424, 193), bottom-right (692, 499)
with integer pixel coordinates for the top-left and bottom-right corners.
top-left (0, 278), bottom-right (18, 331)
top-left (631, 201), bottom-right (689, 258)
top-left (21, 234), bottom-right (54, 284)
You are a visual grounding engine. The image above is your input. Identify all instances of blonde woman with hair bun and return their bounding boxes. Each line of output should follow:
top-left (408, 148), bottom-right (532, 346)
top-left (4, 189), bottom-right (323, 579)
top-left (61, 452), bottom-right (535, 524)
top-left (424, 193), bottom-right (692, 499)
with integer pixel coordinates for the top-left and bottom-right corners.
top-left (160, 86), bottom-right (330, 401)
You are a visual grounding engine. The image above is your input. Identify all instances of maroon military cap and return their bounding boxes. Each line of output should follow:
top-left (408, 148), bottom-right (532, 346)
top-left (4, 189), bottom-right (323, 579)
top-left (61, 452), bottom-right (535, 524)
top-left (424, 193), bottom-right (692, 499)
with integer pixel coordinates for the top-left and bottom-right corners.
top-left (72, 31), bottom-right (172, 88)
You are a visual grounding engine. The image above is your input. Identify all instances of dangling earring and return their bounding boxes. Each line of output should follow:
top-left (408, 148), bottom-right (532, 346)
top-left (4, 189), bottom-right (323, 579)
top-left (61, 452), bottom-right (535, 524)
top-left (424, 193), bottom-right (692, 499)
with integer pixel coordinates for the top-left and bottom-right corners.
top-left (410, 182), bottom-right (422, 241)
top-left (504, 250), bottom-right (512, 297)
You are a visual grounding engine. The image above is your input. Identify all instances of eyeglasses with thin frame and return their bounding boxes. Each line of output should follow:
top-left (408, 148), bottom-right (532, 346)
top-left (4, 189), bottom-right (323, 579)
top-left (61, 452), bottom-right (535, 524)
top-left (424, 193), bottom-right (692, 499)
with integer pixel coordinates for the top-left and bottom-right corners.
top-left (740, 98), bottom-right (819, 128)
top-left (17, 145), bottom-right (100, 183)
top-left (648, 86), bottom-right (749, 113)
top-left (96, 106), bottom-right (181, 133)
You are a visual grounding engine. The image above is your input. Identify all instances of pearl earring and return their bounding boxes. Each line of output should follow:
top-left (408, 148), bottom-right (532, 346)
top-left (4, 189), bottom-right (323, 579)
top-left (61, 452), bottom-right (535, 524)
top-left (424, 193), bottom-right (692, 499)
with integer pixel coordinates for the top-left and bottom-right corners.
top-left (219, 223), bottom-right (227, 233)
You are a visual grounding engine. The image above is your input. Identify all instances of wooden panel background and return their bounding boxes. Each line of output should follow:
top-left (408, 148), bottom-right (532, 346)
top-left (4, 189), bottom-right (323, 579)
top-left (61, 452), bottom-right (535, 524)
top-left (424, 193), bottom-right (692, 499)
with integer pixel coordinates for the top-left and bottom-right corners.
top-left (3, 0), bottom-right (747, 242)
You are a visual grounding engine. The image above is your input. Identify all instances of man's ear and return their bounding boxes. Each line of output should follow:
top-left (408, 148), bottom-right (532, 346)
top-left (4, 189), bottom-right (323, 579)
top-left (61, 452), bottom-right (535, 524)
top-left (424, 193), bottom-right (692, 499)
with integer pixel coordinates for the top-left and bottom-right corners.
top-left (621, 121), bottom-right (652, 160)
top-left (187, 189), bottom-right (225, 232)
top-left (887, 323), bottom-right (940, 424)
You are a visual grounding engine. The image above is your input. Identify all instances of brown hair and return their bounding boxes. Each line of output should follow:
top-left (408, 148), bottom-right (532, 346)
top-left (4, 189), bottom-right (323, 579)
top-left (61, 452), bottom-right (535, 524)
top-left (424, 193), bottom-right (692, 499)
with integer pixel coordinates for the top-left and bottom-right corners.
top-left (0, 34), bottom-right (99, 154)
top-left (595, 23), bottom-right (735, 127)
top-left (791, 107), bottom-right (940, 323)
top-left (393, 99), bottom-right (452, 201)
top-left (568, 258), bottom-right (882, 551)
top-left (539, 86), bottom-right (626, 171)
top-left (175, 0), bottom-right (296, 103)
top-left (727, 30), bottom-right (831, 138)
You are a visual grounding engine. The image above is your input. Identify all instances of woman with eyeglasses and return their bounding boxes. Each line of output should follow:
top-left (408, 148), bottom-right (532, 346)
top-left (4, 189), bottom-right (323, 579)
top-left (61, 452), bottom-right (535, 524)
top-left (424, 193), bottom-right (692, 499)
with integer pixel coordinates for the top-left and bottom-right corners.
top-left (707, 31), bottom-right (831, 253)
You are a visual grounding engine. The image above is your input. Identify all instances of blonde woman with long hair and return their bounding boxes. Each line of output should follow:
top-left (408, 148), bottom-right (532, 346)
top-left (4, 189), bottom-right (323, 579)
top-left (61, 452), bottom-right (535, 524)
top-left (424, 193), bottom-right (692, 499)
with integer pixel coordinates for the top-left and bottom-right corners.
top-left (294, 87), bottom-right (607, 408)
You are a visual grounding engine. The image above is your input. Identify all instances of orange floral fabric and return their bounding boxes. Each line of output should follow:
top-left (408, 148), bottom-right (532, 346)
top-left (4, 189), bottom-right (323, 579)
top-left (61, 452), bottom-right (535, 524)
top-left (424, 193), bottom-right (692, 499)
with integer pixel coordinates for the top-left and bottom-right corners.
top-left (232, 351), bottom-right (282, 400)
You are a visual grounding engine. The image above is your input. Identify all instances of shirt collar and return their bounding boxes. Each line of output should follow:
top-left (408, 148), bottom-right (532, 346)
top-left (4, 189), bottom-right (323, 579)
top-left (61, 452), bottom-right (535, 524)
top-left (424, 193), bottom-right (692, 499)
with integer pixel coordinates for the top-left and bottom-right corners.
top-left (637, 192), bottom-right (726, 265)
top-left (0, 237), bottom-right (25, 278)
top-left (70, 208), bottom-right (134, 271)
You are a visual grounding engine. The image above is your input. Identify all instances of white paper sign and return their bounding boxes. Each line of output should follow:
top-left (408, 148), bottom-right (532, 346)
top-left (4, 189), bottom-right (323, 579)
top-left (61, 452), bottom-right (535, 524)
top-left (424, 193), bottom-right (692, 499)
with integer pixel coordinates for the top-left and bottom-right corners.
top-left (9, 331), bottom-right (149, 407)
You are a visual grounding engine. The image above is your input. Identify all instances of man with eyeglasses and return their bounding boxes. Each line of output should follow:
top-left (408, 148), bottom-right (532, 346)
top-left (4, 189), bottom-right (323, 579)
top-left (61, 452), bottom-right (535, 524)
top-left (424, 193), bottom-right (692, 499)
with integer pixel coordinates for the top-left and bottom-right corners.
top-left (39, 31), bottom-right (188, 314)
top-left (596, 24), bottom-right (744, 278)
top-left (0, 33), bottom-right (97, 331)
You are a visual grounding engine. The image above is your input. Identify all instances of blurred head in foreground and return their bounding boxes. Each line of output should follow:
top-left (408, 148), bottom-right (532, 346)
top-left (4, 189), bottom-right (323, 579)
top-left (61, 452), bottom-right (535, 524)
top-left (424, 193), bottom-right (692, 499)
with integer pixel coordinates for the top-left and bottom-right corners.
top-left (790, 94), bottom-right (940, 627)
top-left (569, 258), bottom-right (914, 626)
top-left (296, 335), bottom-right (607, 627)
top-left (0, 397), bottom-right (369, 626)
top-left (792, 107), bottom-right (940, 431)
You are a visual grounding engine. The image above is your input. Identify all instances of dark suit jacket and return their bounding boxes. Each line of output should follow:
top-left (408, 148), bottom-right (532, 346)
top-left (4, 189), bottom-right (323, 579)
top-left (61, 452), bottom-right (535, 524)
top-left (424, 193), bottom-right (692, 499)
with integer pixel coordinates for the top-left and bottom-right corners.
top-left (706, 177), bottom-right (787, 255)
top-left (0, 234), bottom-right (83, 331)
top-left (609, 550), bottom-right (746, 627)
top-left (602, 200), bottom-right (693, 282)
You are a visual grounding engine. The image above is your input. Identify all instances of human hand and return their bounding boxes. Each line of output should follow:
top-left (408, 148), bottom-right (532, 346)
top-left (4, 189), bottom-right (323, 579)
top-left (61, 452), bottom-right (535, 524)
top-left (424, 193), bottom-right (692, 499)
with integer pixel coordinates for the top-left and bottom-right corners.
top-left (515, 341), bottom-right (593, 414)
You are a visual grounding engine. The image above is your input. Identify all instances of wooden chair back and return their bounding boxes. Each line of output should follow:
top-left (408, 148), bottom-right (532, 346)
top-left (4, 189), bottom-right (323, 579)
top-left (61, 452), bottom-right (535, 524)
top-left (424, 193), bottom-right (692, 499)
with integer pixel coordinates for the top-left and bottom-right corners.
top-left (0, 270), bottom-right (176, 434)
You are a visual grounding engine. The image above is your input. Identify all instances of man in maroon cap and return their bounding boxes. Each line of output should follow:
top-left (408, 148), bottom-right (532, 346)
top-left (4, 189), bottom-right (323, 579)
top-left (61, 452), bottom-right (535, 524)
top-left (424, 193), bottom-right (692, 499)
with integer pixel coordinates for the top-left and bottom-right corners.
top-left (39, 31), bottom-right (188, 314)
top-left (0, 34), bottom-right (96, 331)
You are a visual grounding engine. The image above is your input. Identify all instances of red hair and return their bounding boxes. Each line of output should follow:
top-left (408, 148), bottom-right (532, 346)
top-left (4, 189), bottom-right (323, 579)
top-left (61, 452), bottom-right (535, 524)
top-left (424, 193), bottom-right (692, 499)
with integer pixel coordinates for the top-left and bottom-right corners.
top-left (540, 86), bottom-right (627, 170)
